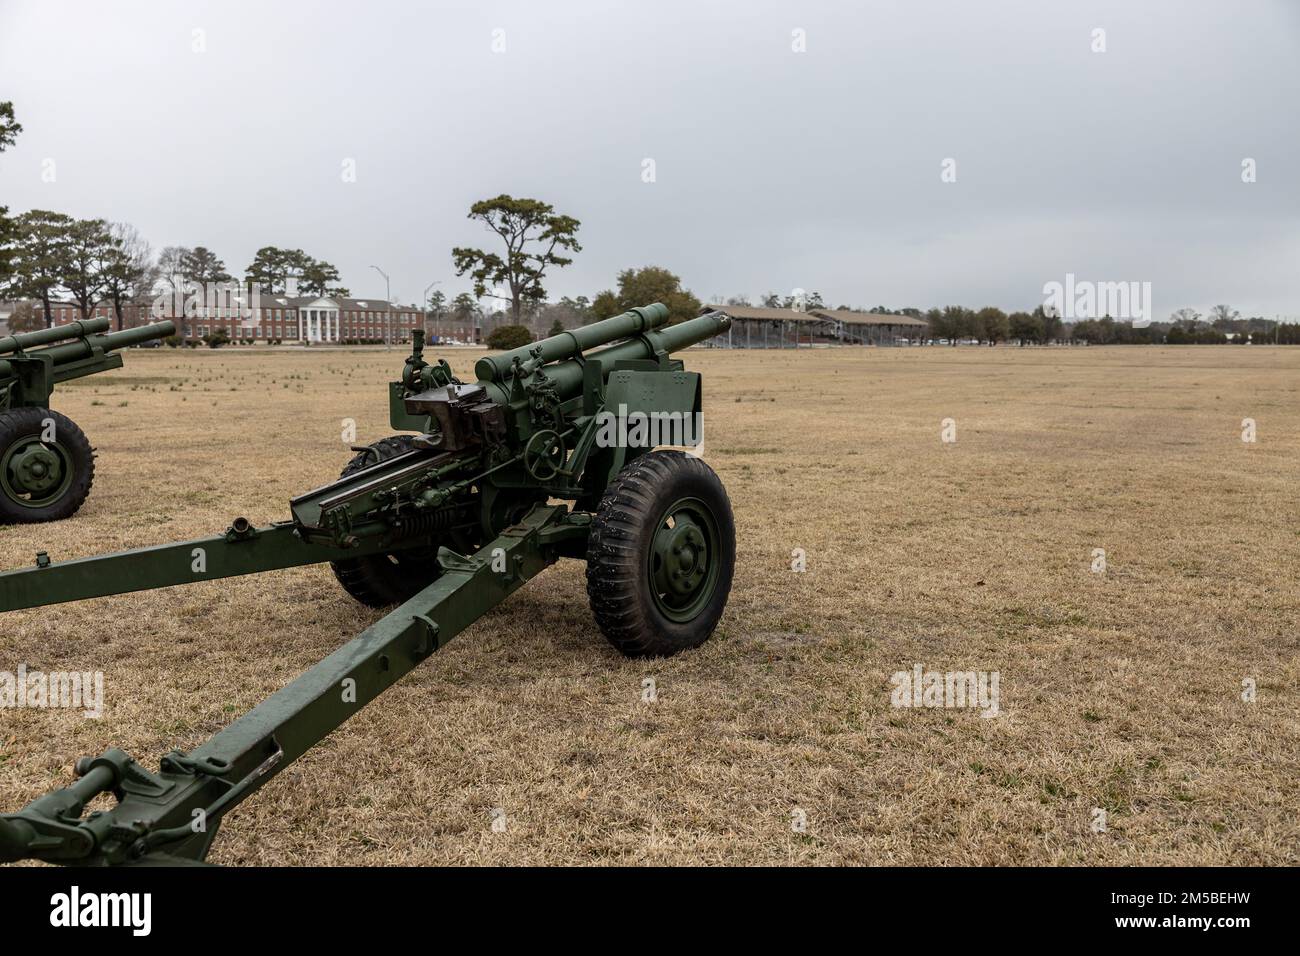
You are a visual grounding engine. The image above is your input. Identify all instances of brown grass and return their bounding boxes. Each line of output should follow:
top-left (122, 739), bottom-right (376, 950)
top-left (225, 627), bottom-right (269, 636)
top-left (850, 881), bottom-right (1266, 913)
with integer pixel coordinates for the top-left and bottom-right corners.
top-left (2, 344), bottom-right (1297, 865)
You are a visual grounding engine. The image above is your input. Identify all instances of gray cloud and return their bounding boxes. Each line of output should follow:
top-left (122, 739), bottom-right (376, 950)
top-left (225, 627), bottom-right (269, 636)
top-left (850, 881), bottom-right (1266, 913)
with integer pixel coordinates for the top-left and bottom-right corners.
top-left (2, 0), bottom-right (1296, 317)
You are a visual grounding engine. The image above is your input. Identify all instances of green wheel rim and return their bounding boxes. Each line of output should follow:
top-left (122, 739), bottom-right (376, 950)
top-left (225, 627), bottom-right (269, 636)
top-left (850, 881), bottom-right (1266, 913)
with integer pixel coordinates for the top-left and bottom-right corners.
top-left (648, 495), bottom-right (721, 623)
top-left (1, 435), bottom-right (74, 509)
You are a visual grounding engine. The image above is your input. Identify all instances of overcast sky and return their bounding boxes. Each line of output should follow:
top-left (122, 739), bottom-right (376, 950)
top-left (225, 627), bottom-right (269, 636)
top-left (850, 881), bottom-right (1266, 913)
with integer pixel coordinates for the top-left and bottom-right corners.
top-left (2, 0), bottom-right (1297, 318)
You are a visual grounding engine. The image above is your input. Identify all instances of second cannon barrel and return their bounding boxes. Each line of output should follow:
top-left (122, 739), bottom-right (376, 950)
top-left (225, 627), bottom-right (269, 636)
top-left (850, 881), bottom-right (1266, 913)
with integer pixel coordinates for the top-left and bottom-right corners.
top-left (0, 317), bottom-right (112, 357)
top-left (475, 303), bottom-right (671, 384)
top-left (0, 320), bottom-right (175, 380)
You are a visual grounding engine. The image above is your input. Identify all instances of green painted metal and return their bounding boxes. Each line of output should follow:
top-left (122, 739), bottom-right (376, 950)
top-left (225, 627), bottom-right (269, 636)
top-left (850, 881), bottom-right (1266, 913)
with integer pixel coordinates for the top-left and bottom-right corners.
top-left (0, 520), bottom-right (413, 612)
top-left (0, 303), bottom-right (730, 865)
top-left (0, 317), bottom-right (111, 355)
top-left (649, 496), bottom-right (720, 623)
top-left (597, 367), bottom-right (702, 485)
top-left (0, 507), bottom-right (583, 865)
top-left (473, 302), bottom-right (670, 383)
top-left (0, 319), bottom-right (176, 522)
top-left (478, 311), bottom-right (726, 408)
top-left (2, 435), bottom-right (71, 503)
top-left (0, 320), bottom-right (175, 408)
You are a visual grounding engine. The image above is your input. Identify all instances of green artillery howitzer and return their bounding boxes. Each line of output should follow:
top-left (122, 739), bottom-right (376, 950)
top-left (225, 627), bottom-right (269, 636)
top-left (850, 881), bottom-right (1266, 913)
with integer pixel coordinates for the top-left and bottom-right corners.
top-left (0, 317), bottom-right (175, 523)
top-left (0, 303), bottom-right (734, 866)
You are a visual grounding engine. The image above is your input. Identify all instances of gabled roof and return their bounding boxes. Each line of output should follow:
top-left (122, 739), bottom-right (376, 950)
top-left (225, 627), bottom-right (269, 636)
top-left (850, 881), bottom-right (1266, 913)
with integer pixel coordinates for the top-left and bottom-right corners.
top-left (706, 304), bottom-right (819, 321)
top-left (706, 304), bottom-right (929, 327)
top-left (811, 309), bottom-right (928, 327)
top-left (253, 293), bottom-right (411, 311)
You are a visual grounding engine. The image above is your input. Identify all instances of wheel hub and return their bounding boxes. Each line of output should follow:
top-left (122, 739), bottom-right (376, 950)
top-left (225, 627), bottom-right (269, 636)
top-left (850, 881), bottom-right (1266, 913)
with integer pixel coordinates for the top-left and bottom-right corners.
top-left (6, 441), bottom-right (63, 495)
top-left (651, 503), bottom-right (716, 614)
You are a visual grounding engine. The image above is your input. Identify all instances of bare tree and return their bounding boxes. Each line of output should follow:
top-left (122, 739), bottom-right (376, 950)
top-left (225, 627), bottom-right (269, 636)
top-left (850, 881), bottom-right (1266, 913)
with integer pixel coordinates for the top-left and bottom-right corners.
top-left (101, 223), bottom-right (154, 330)
top-left (5, 300), bottom-right (39, 333)
top-left (154, 245), bottom-right (193, 335)
top-left (1208, 304), bottom-right (1240, 329)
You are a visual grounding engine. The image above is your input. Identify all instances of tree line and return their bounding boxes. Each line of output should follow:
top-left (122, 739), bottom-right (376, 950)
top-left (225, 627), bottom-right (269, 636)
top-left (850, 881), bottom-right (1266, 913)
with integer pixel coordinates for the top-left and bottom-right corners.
top-left (4, 99), bottom-right (1293, 348)
top-left (445, 193), bottom-right (1300, 348)
top-left (0, 103), bottom-right (355, 337)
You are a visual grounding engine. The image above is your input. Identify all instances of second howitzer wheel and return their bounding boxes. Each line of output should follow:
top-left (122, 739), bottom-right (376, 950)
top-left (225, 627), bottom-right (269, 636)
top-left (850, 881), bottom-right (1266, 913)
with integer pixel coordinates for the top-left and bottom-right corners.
top-left (329, 435), bottom-right (445, 607)
top-left (0, 408), bottom-right (94, 524)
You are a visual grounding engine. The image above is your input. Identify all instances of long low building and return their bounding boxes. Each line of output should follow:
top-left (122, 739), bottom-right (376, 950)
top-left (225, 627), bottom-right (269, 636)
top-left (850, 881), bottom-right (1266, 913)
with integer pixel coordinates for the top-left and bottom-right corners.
top-left (193, 293), bottom-right (424, 344)
top-left (703, 305), bottom-right (929, 347)
top-left (5, 293), bottom-right (472, 344)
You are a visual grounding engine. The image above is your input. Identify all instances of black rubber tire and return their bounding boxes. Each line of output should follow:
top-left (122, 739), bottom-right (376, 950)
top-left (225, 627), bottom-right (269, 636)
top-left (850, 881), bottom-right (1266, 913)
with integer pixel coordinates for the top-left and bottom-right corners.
top-left (330, 436), bottom-right (442, 607)
top-left (0, 408), bottom-right (94, 524)
top-left (586, 450), bottom-right (735, 657)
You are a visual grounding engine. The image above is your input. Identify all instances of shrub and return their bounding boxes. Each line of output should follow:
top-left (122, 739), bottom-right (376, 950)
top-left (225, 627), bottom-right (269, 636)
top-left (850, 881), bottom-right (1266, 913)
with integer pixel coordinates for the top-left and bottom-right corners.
top-left (486, 324), bottom-right (533, 350)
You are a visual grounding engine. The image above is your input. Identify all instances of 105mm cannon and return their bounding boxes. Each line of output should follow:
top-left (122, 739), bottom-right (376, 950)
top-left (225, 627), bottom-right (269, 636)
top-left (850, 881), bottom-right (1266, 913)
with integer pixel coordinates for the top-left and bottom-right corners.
top-left (0, 317), bottom-right (175, 522)
top-left (0, 303), bottom-right (733, 865)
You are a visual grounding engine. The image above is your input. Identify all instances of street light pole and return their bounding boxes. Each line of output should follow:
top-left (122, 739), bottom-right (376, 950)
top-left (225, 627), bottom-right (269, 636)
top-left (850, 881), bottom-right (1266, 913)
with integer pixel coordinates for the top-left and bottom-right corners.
top-left (370, 265), bottom-right (391, 350)
top-left (423, 279), bottom-right (441, 343)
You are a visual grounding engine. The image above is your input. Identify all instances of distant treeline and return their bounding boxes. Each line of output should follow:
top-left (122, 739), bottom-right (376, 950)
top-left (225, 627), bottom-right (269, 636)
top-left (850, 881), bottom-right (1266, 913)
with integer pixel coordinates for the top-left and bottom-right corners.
top-left (854, 304), bottom-right (1298, 346)
top-left (1069, 318), bottom-right (1300, 345)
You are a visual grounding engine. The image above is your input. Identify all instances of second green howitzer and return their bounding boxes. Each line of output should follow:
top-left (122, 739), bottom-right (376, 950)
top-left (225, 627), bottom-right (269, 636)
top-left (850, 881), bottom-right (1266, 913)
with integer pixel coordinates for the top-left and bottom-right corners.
top-left (0, 316), bottom-right (175, 522)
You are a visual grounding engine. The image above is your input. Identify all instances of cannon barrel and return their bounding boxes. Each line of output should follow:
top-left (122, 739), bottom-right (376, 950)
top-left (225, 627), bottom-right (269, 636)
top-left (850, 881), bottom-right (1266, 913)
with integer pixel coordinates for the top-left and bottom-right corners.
top-left (0, 320), bottom-right (174, 380)
top-left (475, 303), bottom-right (671, 384)
top-left (0, 317), bottom-right (112, 356)
top-left (481, 309), bottom-right (730, 404)
top-left (584, 308), bottom-right (730, 374)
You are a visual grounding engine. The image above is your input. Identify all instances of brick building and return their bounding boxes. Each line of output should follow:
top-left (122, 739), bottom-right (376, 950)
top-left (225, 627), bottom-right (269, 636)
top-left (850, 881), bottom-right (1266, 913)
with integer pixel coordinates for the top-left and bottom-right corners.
top-left (22, 292), bottom-right (465, 345)
top-left (187, 293), bottom-right (424, 344)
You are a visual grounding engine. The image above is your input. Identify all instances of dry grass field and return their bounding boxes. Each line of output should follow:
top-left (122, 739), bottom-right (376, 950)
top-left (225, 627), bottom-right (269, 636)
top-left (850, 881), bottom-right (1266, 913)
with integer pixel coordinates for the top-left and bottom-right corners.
top-left (2, 343), bottom-right (1297, 866)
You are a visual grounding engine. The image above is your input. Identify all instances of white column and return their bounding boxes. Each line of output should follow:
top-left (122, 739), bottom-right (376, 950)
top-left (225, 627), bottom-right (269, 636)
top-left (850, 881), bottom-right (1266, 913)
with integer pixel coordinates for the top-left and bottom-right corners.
top-left (297, 310), bottom-right (303, 342)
